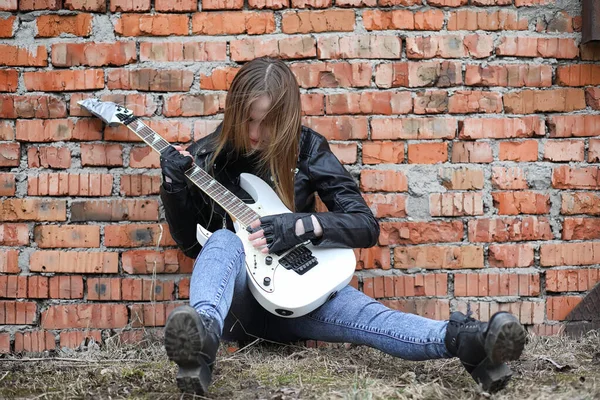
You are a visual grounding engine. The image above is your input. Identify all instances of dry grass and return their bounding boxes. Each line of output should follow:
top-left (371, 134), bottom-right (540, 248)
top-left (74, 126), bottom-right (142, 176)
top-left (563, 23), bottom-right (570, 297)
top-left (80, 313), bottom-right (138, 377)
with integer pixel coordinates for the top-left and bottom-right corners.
top-left (1, 330), bottom-right (599, 400)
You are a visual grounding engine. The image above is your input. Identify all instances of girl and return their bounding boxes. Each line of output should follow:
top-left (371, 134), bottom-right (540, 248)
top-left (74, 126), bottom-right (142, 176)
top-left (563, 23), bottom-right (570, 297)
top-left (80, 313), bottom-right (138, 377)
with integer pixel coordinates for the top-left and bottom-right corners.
top-left (159, 57), bottom-right (526, 396)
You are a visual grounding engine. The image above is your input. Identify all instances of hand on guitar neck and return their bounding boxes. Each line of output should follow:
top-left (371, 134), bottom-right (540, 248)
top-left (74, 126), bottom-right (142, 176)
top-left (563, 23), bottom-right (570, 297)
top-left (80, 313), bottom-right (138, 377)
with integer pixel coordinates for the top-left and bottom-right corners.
top-left (160, 145), bottom-right (193, 189)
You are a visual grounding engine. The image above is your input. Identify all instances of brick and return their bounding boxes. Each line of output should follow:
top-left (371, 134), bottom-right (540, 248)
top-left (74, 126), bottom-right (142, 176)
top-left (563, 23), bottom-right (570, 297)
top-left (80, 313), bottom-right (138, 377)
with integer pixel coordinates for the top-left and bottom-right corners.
top-left (492, 191), bottom-right (550, 215)
top-left (34, 225), bottom-right (100, 248)
top-left (0, 333), bottom-right (9, 353)
top-left (122, 249), bottom-right (193, 274)
top-left (163, 94), bottom-right (222, 117)
top-left (461, 117), bottom-right (544, 140)
top-left (59, 330), bottom-right (102, 349)
top-left (382, 299), bottom-right (449, 321)
top-left (0, 44), bottom-right (47, 67)
top-left (139, 41), bottom-right (227, 62)
top-left (515, 0), bottom-right (553, 6)
top-left (28, 173), bottom-right (113, 197)
top-left (178, 278), bottom-right (190, 298)
top-left (202, 0), bottom-right (244, 9)
top-left (24, 70), bottom-right (104, 92)
top-left (114, 14), bottom-right (189, 36)
top-left (0, 301), bottom-right (36, 324)
top-left (0, 199), bottom-right (66, 222)
top-left (454, 273), bottom-right (539, 297)
top-left (451, 142), bottom-right (493, 163)
top-left (41, 304), bottom-right (128, 329)
top-left (130, 302), bottom-right (182, 327)
top-left (19, 0), bottom-right (61, 9)
top-left (14, 330), bottom-right (56, 353)
top-left (541, 241), bottom-right (600, 267)
top-left (489, 243), bottom-right (535, 268)
top-left (563, 217), bottom-right (600, 241)
top-left (492, 167), bottom-right (529, 190)
top-left (496, 37), bottom-right (578, 59)
top-left (335, 0), bottom-right (376, 5)
top-left (562, 193), bottom-right (600, 215)
top-left (71, 199), bottom-right (159, 222)
top-left (538, 11), bottom-right (578, 33)
top-left (380, 221), bottom-right (463, 245)
top-left (36, 14), bottom-right (93, 37)
top-left (408, 142), bottom-right (447, 164)
top-left (49, 276), bottom-right (84, 299)
top-left (105, 223), bottom-right (176, 247)
top-left (406, 34), bottom-right (494, 59)
top-left (232, 36), bottom-right (316, 61)
top-left (283, 10), bottom-right (355, 33)
top-left (448, 9), bottom-right (528, 31)
top-left (30, 251), bottom-right (118, 273)
top-left (546, 269), bottom-right (600, 293)
top-left (0, 69), bottom-right (17, 91)
top-left (363, 193), bottom-right (407, 218)
top-left (0, 250), bottom-right (19, 273)
top-left (428, 0), bottom-right (466, 5)
top-left (0, 224), bottom-right (29, 246)
top-left (586, 88), bottom-right (600, 110)
top-left (371, 117), bottom-right (456, 140)
top-left (546, 296), bottom-right (583, 321)
top-left (28, 147), bottom-right (71, 169)
top-left (80, 143), bottom-right (123, 167)
top-left (362, 141), bottom-right (404, 164)
top-left (28, 276), bottom-right (49, 299)
top-left (303, 116), bottom-right (368, 140)
top-left (155, 0), bottom-right (197, 11)
top-left (0, 121), bottom-right (12, 140)
top-left (375, 61), bottom-right (462, 88)
top-left (552, 166), bottom-right (600, 189)
top-left (0, 95), bottom-right (66, 119)
top-left (465, 64), bottom-right (552, 87)
top-left (363, 9), bottom-right (444, 31)
top-left (87, 277), bottom-right (122, 300)
top-left (454, 300), bottom-right (544, 325)
top-left (503, 89), bottom-right (586, 114)
top-left (580, 42), bottom-right (600, 61)
top-left (317, 35), bottom-right (401, 59)
top-left (359, 170), bottom-right (408, 192)
top-left (468, 216), bottom-right (553, 242)
top-left (0, 275), bottom-right (27, 298)
top-left (16, 120), bottom-right (72, 142)
top-left (330, 143), bottom-right (357, 164)
top-left (122, 278), bottom-right (175, 301)
top-left (414, 91), bottom-right (447, 114)
top-left (543, 140), bottom-right (585, 162)
top-left (395, 245), bottom-right (483, 269)
top-left (120, 174), bottom-right (162, 196)
top-left (248, 0), bottom-right (288, 8)
top-left (326, 92), bottom-right (411, 115)
top-left (129, 146), bottom-right (160, 168)
top-left (589, 140), bottom-right (600, 163)
top-left (291, 0), bottom-right (331, 7)
top-left (0, 173), bottom-right (15, 196)
top-left (301, 93), bottom-right (324, 116)
top-left (498, 140), bottom-right (538, 161)
top-left (52, 42), bottom-right (136, 67)
top-left (393, 274), bottom-right (448, 297)
top-left (448, 91), bottom-right (503, 114)
top-left (0, 0), bottom-right (16, 10)
top-left (0, 143), bottom-right (19, 167)
top-left (439, 167), bottom-right (484, 190)
top-left (556, 65), bottom-right (600, 86)
top-left (548, 115), bottom-right (600, 138)
top-left (199, 67), bottom-right (239, 90)
top-left (107, 68), bottom-right (193, 92)
top-left (430, 192), bottom-right (483, 216)
top-left (64, 0), bottom-right (107, 11)
top-left (110, 0), bottom-right (151, 12)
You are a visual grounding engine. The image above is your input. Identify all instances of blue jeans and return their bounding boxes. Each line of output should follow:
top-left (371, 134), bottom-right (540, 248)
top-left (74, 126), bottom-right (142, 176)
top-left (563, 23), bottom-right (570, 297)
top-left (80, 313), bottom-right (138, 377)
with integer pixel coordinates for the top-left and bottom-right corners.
top-left (190, 229), bottom-right (452, 361)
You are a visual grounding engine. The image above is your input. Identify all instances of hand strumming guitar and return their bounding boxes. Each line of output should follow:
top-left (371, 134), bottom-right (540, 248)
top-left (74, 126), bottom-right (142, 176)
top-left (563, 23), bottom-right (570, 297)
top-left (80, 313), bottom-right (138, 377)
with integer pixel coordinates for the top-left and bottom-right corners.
top-left (247, 214), bottom-right (323, 254)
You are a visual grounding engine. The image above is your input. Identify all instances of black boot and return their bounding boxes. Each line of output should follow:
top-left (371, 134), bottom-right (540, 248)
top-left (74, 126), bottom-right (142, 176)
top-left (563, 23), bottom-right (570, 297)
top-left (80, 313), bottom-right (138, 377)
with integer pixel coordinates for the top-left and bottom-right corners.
top-left (164, 305), bottom-right (221, 396)
top-left (444, 310), bottom-right (526, 392)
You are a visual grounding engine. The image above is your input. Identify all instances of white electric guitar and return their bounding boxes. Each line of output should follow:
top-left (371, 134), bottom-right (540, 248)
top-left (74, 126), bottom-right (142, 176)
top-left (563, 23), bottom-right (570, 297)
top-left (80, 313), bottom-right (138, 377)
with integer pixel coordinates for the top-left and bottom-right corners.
top-left (79, 99), bottom-right (356, 318)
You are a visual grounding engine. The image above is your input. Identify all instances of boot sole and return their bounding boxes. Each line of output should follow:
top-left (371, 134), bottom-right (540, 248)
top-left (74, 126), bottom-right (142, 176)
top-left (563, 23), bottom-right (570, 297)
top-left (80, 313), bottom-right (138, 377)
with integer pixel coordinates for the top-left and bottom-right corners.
top-left (471, 358), bottom-right (513, 393)
top-left (484, 312), bottom-right (526, 365)
top-left (164, 305), bottom-right (212, 395)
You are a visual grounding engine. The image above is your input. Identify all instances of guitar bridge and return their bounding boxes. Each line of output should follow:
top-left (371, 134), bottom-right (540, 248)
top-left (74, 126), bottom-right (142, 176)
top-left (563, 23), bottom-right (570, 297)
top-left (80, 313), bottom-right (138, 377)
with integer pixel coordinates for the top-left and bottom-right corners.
top-left (279, 245), bottom-right (318, 275)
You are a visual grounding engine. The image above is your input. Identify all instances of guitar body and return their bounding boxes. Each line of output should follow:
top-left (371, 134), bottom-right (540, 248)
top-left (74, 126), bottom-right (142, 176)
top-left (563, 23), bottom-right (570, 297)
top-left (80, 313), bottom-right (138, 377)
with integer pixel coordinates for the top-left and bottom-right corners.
top-left (196, 173), bottom-right (356, 318)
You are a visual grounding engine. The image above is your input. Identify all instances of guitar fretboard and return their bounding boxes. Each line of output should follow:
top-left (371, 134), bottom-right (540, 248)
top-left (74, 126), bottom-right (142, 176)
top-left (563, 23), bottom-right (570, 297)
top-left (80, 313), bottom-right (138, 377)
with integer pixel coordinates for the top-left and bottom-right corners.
top-left (126, 119), bottom-right (260, 226)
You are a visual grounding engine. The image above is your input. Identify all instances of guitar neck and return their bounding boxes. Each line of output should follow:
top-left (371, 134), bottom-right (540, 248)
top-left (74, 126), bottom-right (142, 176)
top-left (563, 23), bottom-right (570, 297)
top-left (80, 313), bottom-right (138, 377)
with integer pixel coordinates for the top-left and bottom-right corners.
top-left (126, 119), bottom-right (259, 226)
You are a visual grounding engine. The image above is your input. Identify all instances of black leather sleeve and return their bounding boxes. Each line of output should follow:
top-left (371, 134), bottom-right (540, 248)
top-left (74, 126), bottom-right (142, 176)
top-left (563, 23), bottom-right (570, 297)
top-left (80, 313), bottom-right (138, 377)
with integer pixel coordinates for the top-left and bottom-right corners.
top-left (160, 184), bottom-right (204, 259)
top-left (307, 135), bottom-right (380, 249)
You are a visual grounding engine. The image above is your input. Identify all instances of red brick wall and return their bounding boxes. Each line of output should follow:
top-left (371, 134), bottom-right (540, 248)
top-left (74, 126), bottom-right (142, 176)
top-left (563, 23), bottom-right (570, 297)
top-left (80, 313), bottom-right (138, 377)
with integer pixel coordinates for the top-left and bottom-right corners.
top-left (1, 0), bottom-right (599, 353)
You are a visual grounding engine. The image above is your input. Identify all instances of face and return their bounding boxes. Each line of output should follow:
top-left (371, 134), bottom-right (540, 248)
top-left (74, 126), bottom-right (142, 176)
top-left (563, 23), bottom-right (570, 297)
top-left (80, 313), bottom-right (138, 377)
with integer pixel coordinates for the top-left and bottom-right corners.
top-left (248, 95), bottom-right (271, 151)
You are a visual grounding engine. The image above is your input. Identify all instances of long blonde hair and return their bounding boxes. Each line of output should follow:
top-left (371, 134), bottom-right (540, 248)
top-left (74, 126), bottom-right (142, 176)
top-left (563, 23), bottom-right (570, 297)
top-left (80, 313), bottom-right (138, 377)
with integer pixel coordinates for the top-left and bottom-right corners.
top-left (209, 57), bottom-right (302, 210)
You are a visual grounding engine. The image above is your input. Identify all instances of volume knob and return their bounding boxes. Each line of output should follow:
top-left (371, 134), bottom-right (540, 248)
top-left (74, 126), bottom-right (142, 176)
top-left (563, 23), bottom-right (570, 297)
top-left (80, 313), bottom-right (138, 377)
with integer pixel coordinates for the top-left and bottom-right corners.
top-left (265, 256), bottom-right (273, 265)
top-left (263, 277), bottom-right (271, 286)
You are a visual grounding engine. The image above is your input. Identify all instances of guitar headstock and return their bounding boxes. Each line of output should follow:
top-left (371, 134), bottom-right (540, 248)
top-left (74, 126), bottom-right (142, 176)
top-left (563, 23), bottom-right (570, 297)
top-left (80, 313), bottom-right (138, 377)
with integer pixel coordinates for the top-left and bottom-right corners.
top-left (77, 99), bottom-right (134, 127)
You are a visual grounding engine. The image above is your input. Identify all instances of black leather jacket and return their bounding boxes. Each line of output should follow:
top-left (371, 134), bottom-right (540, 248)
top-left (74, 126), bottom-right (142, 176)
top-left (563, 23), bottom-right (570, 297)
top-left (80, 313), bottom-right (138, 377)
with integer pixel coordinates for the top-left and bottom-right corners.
top-left (160, 125), bottom-right (380, 259)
